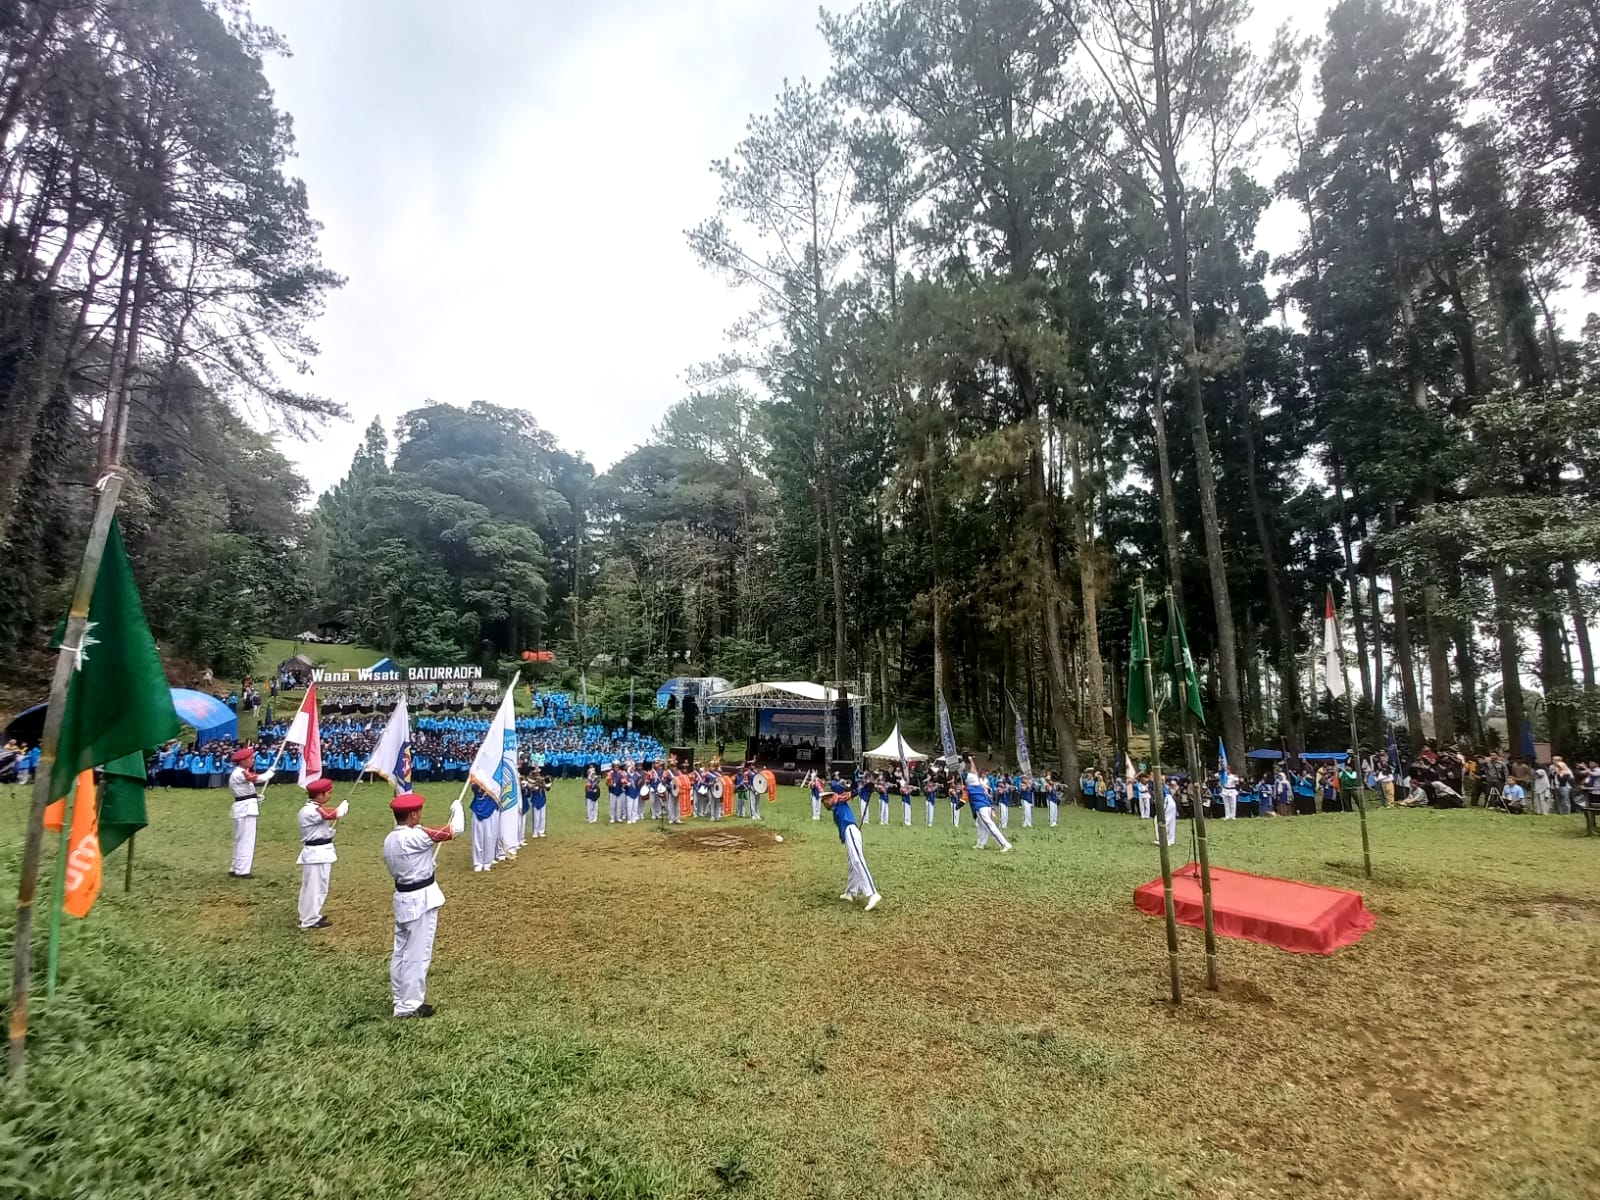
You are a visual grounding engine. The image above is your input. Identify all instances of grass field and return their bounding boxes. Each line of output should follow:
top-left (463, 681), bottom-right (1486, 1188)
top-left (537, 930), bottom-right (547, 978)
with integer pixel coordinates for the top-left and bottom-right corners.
top-left (254, 637), bottom-right (389, 679)
top-left (2, 784), bottom-right (1597, 1200)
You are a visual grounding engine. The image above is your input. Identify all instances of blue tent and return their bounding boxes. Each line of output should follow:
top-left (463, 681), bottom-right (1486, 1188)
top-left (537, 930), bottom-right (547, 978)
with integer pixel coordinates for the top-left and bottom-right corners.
top-left (7, 686), bottom-right (236, 747)
top-left (168, 689), bottom-right (237, 743)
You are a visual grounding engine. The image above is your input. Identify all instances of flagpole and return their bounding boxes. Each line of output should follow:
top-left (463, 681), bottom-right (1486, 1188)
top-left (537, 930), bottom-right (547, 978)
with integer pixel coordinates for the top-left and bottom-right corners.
top-left (1167, 586), bottom-right (1218, 991)
top-left (1136, 578), bottom-right (1182, 1005)
top-left (9, 471), bottom-right (125, 1087)
top-left (123, 832), bottom-right (135, 893)
top-left (1331, 589), bottom-right (1372, 878)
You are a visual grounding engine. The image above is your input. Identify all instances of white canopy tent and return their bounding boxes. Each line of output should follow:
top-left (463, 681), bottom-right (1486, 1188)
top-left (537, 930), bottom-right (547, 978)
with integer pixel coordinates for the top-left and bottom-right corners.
top-left (862, 724), bottom-right (929, 763)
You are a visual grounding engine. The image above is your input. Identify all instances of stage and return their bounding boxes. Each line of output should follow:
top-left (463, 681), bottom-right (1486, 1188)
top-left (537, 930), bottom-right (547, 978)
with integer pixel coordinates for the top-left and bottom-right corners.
top-left (1135, 863), bottom-right (1376, 955)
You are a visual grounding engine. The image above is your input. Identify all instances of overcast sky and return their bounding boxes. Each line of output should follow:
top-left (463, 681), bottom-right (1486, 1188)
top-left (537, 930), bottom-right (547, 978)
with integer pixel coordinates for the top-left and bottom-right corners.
top-left (249, 0), bottom-right (1382, 489)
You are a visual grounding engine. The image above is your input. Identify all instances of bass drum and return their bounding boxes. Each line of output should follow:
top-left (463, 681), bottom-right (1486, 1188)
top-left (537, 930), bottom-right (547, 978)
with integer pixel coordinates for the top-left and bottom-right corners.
top-left (713, 776), bottom-right (725, 799)
top-left (752, 773), bottom-right (769, 794)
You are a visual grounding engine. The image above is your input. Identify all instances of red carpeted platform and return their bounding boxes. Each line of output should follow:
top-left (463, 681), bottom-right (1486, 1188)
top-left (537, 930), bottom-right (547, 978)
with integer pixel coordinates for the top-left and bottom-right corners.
top-left (1134, 863), bottom-right (1376, 955)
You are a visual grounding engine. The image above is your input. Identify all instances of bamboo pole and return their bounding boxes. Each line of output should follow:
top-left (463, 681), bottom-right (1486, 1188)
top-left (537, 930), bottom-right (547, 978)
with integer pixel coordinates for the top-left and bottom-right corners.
top-left (43, 779), bottom-right (83, 996)
top-left (1168, 587), bottom-right (1219, 990)
top-left (123, 832), bottom-right (135, 893)
top-left (9, 472), bottom-right (125, 1087)
top-left (1332, 589), bottom-right (1373, 878)
top-left (1136, 579), bottom-right (1181, 1005)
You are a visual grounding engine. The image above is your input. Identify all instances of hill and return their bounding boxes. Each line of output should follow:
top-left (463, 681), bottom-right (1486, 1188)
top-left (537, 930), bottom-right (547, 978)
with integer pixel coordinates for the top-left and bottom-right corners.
top-left (253, 638), bottom-right (389, 680)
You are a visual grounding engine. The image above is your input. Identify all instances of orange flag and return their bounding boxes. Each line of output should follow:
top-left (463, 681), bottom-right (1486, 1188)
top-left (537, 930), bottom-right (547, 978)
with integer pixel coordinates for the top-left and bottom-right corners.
top-left (44, 771), bottom-right (103, 919)
top-left (722, 774), bottom-right (736, 817)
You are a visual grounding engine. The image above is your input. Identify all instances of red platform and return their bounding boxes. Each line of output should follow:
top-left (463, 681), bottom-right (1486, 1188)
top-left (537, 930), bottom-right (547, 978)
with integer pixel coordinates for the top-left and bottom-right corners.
top-left (1134, 863), bottom-right (1376, 955)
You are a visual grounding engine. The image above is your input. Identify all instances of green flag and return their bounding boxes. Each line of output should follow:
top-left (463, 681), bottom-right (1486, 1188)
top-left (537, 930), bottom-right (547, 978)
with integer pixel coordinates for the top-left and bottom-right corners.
top-left (1161, 596), bottom-right (1205, 722)
top-left (99, 751), bottom-right (149, 856)
top-left (48, 520), bottom-right (179, 802)
top-left (1127, 590), bottom-right (1149, 728)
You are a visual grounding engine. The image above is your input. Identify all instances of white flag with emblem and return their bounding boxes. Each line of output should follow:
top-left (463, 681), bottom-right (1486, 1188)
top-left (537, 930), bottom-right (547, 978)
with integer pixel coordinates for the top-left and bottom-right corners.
top-left (1324, 590), bottom-right (1345, 699)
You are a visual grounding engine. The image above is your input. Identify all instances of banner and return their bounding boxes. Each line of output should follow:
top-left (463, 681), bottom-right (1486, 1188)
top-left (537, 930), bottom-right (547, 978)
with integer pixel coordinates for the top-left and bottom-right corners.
top-left (937, 688), bottom-right (959, 766)
top-left (1007, 689), bottom-right (1032, 780)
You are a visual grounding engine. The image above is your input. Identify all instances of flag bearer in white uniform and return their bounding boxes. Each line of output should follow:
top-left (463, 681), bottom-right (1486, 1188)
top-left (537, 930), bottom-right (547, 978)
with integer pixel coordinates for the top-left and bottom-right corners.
top-left (1157, 779), bottom-right (1178, 846)
top-left (228, 747), bottom-right (272, 877)
top-left (1136, 771), bottom-right (1154, 820)
top-left (1219, 764), bottom-right (1239, 820)
top-left (824, 781), bottom-right (881, 910)
top-left (966, 770), bottom-right (1013, 852)
top-left (469, 784), bottom-right (498, 872)
top-left (296, 777), bottom-right (345, 928)
top-left (384, 791), bottom-right (462, 1018)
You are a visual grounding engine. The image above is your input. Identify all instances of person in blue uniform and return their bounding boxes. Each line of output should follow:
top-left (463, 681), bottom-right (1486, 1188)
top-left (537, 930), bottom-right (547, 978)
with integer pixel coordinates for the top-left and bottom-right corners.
top-left (922, 770), bottom-right (937, 827)
top-left (469, 783), bottom-right (498, 872)
top-left (606, 762), bottom-right (624, 824)
top-left (823, 781), bottom-right (881, 910)
top-left (966, 767), bottom-right (1012, 852)
top-left (527, 770), bottom-right (548, 838)
top-left (584, 766), bottom-right (600, 824)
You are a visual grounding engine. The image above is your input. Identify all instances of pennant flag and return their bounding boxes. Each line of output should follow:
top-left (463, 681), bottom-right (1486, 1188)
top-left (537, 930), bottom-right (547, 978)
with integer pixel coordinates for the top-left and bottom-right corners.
top-left (1218, 736), bottom-right (1229, 780)
top-left (1007, 689), bottom-right (1032, 781)
top-left (364, 695), bottom-right (413, 792)
top-left (1160, 596), bottom-right (1205, 721)
top-left (469, 680), bottom-right (522, 811)
top-left (48, 520), bottom-right (179, 802)
top-left (99, 751), bottom-right (148, 855)
top-left (937, 688), bottom-right (959, 766)
top-left (1324, 589), bottom-right (1345, 698)
top-left (1127, 594), bottom-right (1149, 728)
top-left (1386, 726), bottom-right (1398, 772)
top-left (283, 685), bottom-right (323, 786)
top-left (43, 772), bottom-right (102, 919)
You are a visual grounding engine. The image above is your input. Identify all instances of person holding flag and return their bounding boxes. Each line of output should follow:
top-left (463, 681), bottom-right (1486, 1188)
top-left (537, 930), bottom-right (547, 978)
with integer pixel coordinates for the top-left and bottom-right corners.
top-left (468, 784), bottom-right (498, 871)
top-left (296, 777), bottom-right (346, 929)
top-left (383, 790), bottom-right (463, 1018)
top-left (1218, 739), bottom-right (1239, 820)
top-left (468, 679), bottom-right (522, 862)
top-left (822, 780), bottom-right (881, 911)
top-left (227, 746), bottom-right (273, 877)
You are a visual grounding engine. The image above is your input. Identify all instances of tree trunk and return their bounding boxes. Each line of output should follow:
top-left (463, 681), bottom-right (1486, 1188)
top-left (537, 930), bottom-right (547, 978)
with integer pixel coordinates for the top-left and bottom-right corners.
top-left (1453, 622), bottom-right (1481, 746)
top-left (1332, 455), bottom-right (1372, 707)
top-left (1149, 371), bottom-right (1184, 592)
top-left (1490, 563), bottom-right (1525, 756)
top-left (1366, 544), bottom-right (1386, 743)
top-left (1069, 423), bottom-right (1108, 771)
top-left (1536, 568), bottom-right (1576, 757)
top-left (1030, 443), bottom-right (1081, 791)
top-left (1387, 510), bottom-right (1425, 745)
top-left (1421, 583), bottom-right (1456, 745)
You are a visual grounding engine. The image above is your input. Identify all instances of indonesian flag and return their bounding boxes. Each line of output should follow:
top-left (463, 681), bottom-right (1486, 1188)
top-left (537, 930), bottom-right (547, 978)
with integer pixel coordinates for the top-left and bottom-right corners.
top-left (1324, 590), bottom-right (1345, 699)
top-left (284, 685), bottom-right (324, 786)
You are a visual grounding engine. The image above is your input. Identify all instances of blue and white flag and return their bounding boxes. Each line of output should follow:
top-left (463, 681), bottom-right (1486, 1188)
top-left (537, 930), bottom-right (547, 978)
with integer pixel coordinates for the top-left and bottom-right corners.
top-left (1218, 736), bottom-right (1229, 781)
top-left (469, 675), bottom-right (522, 813)
top-left (1007, 689), bottom-right (1032, 781)
top-left (937, 687), bottom-right (959, 767)
top-left (363, 695), bottom-right (412, 794)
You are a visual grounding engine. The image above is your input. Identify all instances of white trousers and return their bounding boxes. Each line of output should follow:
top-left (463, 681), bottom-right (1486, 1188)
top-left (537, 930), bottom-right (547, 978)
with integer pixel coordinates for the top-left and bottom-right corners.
top-left (953, 803), bottom-right (962, 827)
top-left (1022, 801), bottom-right (1033, 828)
top-left (231, 815), bottom-right (256, 874)
top-left (1161, 801), bottom-right (1177, 846)
top-left (1048, 799), bottom-right (1059, 827)
top-left (586, 796), bottom-right (599, 823)
top-left (999, 802), bottom-right (1010, 828)
top-left (531, 807), bottom-right (547, 837)
top-left (976, 807), bottom-right (1012, 851)
top-left (627, 795), bottom-right (641, 823)
top-left (497, 806), bottom-right (519, 856)
top-left (877, 796), bottom-right (889, 824)
top-left (843, 824), bottom-right (876, 899)
top-left (608, 793), bottom-right (622, 822)
top-left (1222, 790), bottom-right (1238, 820)
top-left (472, 817), bottom-right (498, 868)
top-left (750, 791), bottom-right (761, 820)
top-left (1138, 792), bottom-right (1152, 820)
top-left (812, 795), bottom-right (822, 820)
top-left (925, 799), bottom-right (935, 826)
top-left (902, 800), bottom-right (912, 826)
top-left (391, 907), bottom-right (439, 1016)
top-left (298, 862), bottom-right (330, 927)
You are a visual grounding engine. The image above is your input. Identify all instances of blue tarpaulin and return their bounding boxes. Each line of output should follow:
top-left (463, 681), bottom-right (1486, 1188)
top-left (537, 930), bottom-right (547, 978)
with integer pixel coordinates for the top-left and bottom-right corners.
top-left (169, 689), bottom-right (237, 743)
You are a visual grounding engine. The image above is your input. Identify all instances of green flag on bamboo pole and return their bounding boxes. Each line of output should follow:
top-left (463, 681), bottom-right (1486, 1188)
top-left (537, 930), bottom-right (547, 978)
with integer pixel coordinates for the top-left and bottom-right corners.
top-left (1160, 596), bottom-right (1205, 722)
top-left (1127, 589), bottom-right (1149, 728)
top-left (99, 751), bottom-right (149, 856)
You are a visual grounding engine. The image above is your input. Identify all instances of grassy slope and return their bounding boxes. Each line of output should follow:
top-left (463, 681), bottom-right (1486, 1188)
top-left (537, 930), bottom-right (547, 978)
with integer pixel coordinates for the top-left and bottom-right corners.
top-left (253, 638), bottom-right (390, 679)
top-left (1, 786), bottom-right (1597, 1200)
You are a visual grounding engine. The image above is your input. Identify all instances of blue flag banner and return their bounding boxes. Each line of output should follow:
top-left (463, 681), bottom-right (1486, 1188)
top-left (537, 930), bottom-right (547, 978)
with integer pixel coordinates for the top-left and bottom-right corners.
top-left (1007, 689), bottom-right (1032, 781)
top-left (937, 688), bottom-right (959, 767)
top-left (1218, 736), bottom-right (1229, 780)
top-left (1387, 727), bottom-right (1399, 772)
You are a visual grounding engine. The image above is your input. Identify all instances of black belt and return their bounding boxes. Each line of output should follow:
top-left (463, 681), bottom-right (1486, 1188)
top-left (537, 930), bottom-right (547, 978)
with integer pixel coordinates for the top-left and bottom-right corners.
top-left (302, 836), bottom-right (333, 847)
top-left (395, 874), bottom-right (435, 893)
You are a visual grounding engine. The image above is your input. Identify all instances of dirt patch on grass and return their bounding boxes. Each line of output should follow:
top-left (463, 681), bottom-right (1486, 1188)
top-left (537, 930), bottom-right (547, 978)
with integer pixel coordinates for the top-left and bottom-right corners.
top-left (1511, 891), bottom-right (1600, 924)
top-left (662, 827), bottom-right (782, 854)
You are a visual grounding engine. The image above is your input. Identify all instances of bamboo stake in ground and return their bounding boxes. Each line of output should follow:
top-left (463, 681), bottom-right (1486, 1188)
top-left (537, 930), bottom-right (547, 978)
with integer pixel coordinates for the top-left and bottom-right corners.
top-left (9, 472), bottom-right (125, 1087)
top-left (1331, 589), bottom-right (1372, 878)
top-left (1167, 586), bottom-right (1219, 991)
top-left (1135, 578), bottom-right (1181, 1005)
top-left (123, 832), bottom-right (135, 894)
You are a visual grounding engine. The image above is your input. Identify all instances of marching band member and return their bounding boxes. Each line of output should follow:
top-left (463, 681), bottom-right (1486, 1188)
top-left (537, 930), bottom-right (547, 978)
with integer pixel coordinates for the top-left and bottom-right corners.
top-left (899, 772), bottom-right (913, 826)
top-left (296, 777), bottom-right (346, 928)
top-left (1045, 771), bottom-right (1060, 827)
top-left (966, 768), bottom-right (1012, 852)
top-left (227, 746), bottom-right (272, 877)
top-left (923, 770), bottom-right (937, 827)
top-left (734, 766), bottom-right (749, 819)
top-left (624, 760), bottom-right (642, 824)
top-left (1020, 772), bottom-right (1035, 828)
top-left (1136, 770), bottom-right (1154, 821)
top-left (469, 783), bottom-right (498, 871)
top-left (824, 781), bottom-right (881, 911)
top-left (808, 769), bottom-right (824, 821)
top-left (996, 775), bottom-right (1011, 829)
top-left (606, 761), bottom-right (624, 824)
top-left (949, 769), bottom-right (964, 827)
top-left (747, 764), bottom-right (763, 821)
top-left (527, 770), bottom-right (548, 838)
top-left (584, 766), bottom-right (600, 823)
top-left (875, 772), bottom-right (890, 825)
top-left (383, 790), bottom-right (462, 1018)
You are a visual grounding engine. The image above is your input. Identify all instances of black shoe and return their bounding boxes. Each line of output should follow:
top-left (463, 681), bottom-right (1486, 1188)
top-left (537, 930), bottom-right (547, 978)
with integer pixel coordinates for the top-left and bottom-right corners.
top-left (396, 1003), bottom-right (436, 1019)
top-left (309, 916), bottom-right (332, 929)
top-left (229, 872), bottom-right (253, 878)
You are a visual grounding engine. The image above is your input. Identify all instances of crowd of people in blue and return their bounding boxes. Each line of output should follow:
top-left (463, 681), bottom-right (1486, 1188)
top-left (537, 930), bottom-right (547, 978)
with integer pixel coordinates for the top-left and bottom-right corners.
top-left (145, 691), bottom-right (664, 787)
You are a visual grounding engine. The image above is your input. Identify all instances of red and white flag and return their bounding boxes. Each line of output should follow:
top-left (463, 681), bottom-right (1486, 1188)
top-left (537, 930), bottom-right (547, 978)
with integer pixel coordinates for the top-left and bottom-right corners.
top-left (284, 684), bottom-right (323, 786)
top-left (1323, 590), bottom-right (1345, 699)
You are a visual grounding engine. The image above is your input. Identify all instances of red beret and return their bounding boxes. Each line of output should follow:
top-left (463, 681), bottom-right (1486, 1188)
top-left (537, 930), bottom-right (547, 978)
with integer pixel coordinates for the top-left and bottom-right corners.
top-left (231, 747), bottom-right (256, 765)
top-left (390, 792), bottom-right (425, 815)
top-left (306, 778), bottom-right (334, 798)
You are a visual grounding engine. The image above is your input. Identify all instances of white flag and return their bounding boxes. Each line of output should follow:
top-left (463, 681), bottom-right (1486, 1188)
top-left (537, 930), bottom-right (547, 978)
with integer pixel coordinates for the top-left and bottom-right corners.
top-left (469, 676), bottom-right (522, 811)
top-left (1324, 590), bottom-right (1345, 698)
top-left (363, 695), bottom-right (412, 792)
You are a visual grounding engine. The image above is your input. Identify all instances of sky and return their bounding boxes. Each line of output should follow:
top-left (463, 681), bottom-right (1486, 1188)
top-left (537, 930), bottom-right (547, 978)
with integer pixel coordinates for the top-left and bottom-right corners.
top-left (251, 0), bottom-right (836, 486)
